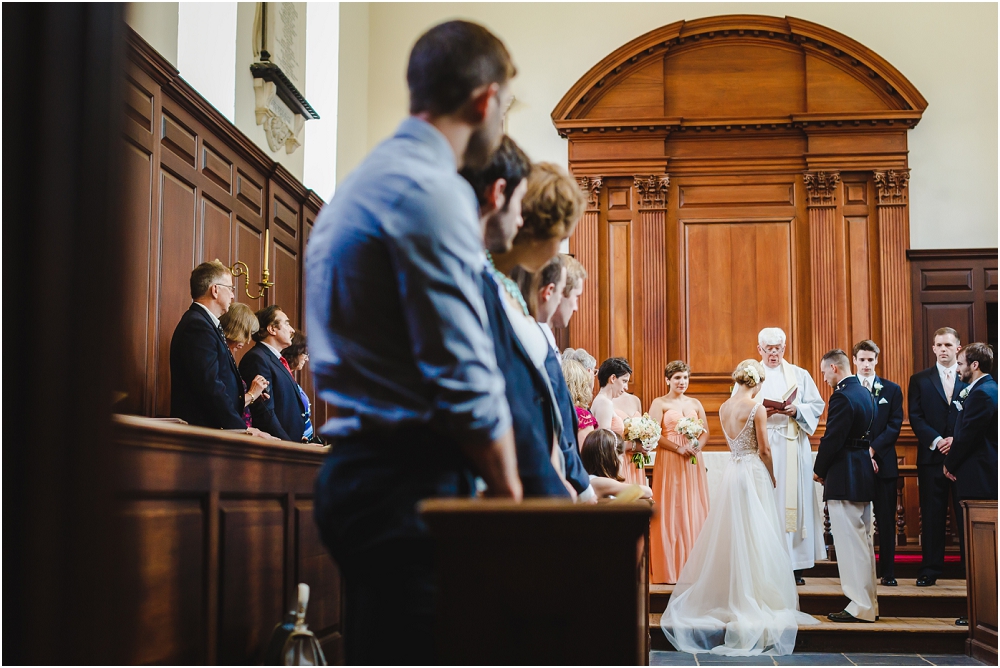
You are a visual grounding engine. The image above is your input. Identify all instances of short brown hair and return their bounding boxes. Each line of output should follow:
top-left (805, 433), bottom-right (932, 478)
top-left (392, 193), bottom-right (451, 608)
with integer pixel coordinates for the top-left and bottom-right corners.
top-left (253, 305), bottom-right (284, 343)
top-left (407, 21), bottom-right (516, 116)
top-left (219, 302), bottom-right (259, 344)
top-left (516, 163), bottom-right (586, 243)
top-left (562, 358), bottom-right (593, 408)
top-left (581, 429), bottom-right (624, 482)
top-left (852, 340), bottom-right (881, 358)
top-left (822, 348), bottom-right (851, 371)
top-left (562, 254), bottom-right (587, 297)
top-left (934, 327), bottom-right (960, 344)
top-left (190, 259), bottom-right (230, 299)
top-left (962, 342), bottom-right (994, 374)
top-left (664, 360), bottom-right (690, 380)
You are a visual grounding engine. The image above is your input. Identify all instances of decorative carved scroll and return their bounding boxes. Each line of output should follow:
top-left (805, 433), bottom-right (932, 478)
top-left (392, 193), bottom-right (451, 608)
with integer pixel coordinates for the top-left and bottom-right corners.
top-left (803, 171), bottom-right (841, 207)
top-left (633, 175), bottom-right (670, 210)
top-left (576, 176), bottom-right (603, 211)
top-left (874, 169), bottom-right (910, 205)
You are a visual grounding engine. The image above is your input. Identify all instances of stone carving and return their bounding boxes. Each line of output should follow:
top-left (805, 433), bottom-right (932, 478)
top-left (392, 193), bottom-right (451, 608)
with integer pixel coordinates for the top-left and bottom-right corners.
top-left (577, 176), bottom-right (603, 210)
top-left (874, 169), bottom-right (910, 205)
top-left (633, 175), bottom-right (670, 209)
top-left (803, 171), bottom-right (841, 207)
top-left (254, 78), bottom-right (304, 154)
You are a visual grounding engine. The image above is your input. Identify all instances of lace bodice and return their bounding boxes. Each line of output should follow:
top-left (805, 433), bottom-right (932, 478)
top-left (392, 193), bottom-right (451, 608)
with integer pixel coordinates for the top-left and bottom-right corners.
top-left (722, 403), bottom-right (760, 461)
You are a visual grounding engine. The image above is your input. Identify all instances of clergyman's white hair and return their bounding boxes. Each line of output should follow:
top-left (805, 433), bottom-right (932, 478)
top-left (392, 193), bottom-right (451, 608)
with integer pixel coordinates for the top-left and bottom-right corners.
top-left (758, 327), bottom-right (787, 347)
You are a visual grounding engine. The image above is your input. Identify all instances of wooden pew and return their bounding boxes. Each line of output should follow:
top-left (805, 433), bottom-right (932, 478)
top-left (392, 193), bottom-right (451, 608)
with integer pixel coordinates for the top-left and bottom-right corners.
top-left (962, 500), bottom-right (998, 664)
top-left (112, 415), bottom-right (342, 665)
top-left (421, 499), bottom-right (652, 665)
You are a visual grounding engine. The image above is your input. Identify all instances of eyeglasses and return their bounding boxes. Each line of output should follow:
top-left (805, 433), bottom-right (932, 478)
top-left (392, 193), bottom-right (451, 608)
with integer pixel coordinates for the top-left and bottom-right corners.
top-left (214, 283), bottom-right (236, 293)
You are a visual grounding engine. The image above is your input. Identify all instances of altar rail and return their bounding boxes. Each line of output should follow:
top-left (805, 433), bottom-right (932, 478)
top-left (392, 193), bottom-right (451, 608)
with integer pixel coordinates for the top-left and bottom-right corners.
top-left (113, 415), bottom-right (342, 665)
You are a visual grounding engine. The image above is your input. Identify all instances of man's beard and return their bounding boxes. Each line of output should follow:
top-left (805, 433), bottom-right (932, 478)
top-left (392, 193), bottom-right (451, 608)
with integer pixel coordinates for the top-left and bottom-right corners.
top-left (463, 121), bottom-right (501, 171)
top-left (483, 208), bottom-right (514, 254)
top-left (960, 368), bottom-right (973, 383)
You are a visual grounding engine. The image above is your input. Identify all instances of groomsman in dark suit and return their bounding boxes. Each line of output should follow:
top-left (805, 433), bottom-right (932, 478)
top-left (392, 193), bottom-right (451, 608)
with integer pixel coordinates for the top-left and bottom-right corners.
top-left (908, 327), bottom-right (968, 586)
top-left (169, 260), bottom-right (248, 431)
top-left (853, 340), bottom-right (904, 586)
top-left (239, 305), bottom-right (307, 442)
top-left (943, 343), bottom-right (997, 626)
top-left (814, 349), bottom-right (878, 623)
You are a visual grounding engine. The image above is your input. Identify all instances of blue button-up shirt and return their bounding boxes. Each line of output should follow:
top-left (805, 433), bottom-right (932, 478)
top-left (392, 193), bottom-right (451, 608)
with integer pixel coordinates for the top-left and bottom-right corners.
top-left (305, 117), bottom-right (511, 444)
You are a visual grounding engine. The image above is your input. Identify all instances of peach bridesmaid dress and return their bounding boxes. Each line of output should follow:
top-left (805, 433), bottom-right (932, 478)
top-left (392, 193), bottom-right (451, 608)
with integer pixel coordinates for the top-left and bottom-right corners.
top-left (612, 409), bottom-right (648, 487)
top-left (650, 407), bottom-right (710, 584)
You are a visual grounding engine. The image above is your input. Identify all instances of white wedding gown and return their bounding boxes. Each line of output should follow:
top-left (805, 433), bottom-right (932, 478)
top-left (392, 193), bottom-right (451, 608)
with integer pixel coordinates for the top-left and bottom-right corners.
top-left (659, 404), bottom-right (819, 656)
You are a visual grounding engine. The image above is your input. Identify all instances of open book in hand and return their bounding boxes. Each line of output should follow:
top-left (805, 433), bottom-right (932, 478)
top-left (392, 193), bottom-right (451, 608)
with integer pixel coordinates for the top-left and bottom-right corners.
top-left (762, 385), bottom-right (797, 411)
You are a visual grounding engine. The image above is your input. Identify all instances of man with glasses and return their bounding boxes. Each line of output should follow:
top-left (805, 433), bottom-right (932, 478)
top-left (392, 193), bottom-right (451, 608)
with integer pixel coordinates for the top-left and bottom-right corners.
top-left (170, 259), bottom-right (265, 434)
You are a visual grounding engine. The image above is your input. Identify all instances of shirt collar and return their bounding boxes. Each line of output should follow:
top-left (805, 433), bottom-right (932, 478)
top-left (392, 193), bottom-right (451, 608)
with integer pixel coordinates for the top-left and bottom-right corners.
top-left (937, 361), bottom-right (957, 374)
top-left (966, 374), bottom-right (986, 391)
top-left (856, 373), bottom-right (875, 386)
top-left (259, 340), bottom-right (284, 360)
top-left (194, 302), bottom-right (220, 328)
top-left (394, 116), bottom-right (456, 170)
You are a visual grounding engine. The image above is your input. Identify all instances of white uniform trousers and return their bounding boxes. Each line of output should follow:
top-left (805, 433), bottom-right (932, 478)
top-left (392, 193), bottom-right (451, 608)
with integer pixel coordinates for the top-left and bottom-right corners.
top-left (827, 499), bottom-right (879, 621)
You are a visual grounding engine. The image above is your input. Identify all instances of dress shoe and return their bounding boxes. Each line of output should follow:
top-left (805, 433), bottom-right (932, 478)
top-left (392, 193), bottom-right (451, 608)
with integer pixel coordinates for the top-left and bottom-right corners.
top-left (827, 610), bottom-right (874, 623)
top-left (916, 576), bottom-right (937, 587)
top-left (956, 617), bottom-right (968, 626)
top-left (795, 576), bottom-right (806, 586)
top-left (880, 577), bottom-right (898, 587)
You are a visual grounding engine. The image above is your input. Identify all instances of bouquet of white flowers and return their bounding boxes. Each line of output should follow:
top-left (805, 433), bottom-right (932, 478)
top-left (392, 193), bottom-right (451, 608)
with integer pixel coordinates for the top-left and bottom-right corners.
top-left (624, 413), bottom-right (662, 469)
top-left (675, 416), bottom-right (706, 465)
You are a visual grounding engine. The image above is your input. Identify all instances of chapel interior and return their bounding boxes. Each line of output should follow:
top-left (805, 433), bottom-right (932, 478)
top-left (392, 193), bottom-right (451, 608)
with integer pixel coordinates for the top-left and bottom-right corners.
top-left (4, 2), bottom-right (997, 665)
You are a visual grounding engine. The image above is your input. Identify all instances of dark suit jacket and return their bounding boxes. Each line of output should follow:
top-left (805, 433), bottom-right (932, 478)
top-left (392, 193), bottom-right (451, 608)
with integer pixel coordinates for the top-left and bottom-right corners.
top-left (908, 365), bottom-right (967, 466)
top-left (481, 271), bottom-right (569, 498)
top-left (867, 376), bottom-right (903, 479)
top-left (543, 347), bottom-right (592, 495)
top-left (239, 343), bottom-right (306, 442)
top-left (169, 304), bottom-right (246, 429)
top-left (814, 376), bottom-right (877, 502)
top-left (944, 375), bottom-right (998, 500)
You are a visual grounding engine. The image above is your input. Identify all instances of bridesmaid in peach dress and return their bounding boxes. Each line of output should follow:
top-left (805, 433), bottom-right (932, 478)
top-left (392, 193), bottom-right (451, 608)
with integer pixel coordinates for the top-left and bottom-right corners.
top-left (647, 360), bottom-right (711, 584)
top-left (591, 357), bottom-right (648, 487)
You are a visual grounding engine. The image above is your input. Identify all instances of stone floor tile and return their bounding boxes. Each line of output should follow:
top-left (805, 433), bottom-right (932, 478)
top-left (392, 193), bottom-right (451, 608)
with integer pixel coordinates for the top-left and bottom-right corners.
top-left (650, 651), bottom-right (698, 666)
top-left (694, 654), bottom-right (776, 665)
top-left (919, 656), bottom-right (988, 666)
top-left (773, 653), bottom-right (854, 665)
top-left (845, 654), bottom-right (933, 665)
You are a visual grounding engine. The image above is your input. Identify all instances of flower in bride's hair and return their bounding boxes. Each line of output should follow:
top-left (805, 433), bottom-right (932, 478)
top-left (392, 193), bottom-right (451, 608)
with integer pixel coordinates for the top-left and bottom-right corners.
top-left (745, 364), bottom-right (761, 385)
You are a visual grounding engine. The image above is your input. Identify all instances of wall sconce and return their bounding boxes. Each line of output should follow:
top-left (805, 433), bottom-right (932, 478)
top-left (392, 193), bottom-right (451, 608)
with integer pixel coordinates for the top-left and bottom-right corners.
top-left (230, 229), bottom-right (274, 300)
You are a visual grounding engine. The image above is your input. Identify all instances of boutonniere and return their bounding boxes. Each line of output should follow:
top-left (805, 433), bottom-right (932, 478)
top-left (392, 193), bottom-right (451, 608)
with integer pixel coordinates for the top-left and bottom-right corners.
top-left (873, 380), bottom-right (883, 397)
top-left (959, 387), bottom-right (970, 400)
top-left (954, 400), bottom-right (964, 412)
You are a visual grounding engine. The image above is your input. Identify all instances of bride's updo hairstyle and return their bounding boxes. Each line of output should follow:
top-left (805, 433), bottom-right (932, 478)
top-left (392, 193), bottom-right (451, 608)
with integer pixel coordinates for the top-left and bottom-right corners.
top-left (733, 359), bottom-right (766, 388)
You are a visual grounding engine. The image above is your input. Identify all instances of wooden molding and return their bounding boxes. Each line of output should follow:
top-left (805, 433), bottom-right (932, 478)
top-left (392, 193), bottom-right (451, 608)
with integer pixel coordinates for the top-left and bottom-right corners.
top-left (634, 175), bottom-right (670, 210)
top-left (803, 171), bottom-right (840, 207)
top-left (906, 248), bottom-right (999, 261)
top-left (874, 169), bottom-right (910, 206)
top-left (576, 176), bottom-right (603, 211)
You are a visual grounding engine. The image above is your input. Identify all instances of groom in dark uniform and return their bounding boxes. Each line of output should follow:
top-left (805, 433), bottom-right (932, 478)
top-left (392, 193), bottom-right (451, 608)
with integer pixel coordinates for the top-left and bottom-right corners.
top-left (814, 349), bottom-right (878, 623)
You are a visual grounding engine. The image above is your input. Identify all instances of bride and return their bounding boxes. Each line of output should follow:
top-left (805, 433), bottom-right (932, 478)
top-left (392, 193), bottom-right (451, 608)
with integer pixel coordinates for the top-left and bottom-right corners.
top-left (660, 359), bottom-right (818, 656)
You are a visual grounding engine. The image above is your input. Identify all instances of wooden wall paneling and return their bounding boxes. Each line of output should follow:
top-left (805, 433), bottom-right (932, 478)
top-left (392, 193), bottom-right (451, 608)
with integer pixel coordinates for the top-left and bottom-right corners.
top-left (267, 178), bottom-right (302, 323)
top-left (873, 170), bottom-right (915, 394)
top-left (295, 499), bottom-right (345, 661)
top-left (570, 177), bottom-right (602, 359)
top-left (634, 175), bottom-right (670, 405)
top-left (963, 500), bottom-right (999, 664)
top-left (804, 171), bottom-right (841, 404)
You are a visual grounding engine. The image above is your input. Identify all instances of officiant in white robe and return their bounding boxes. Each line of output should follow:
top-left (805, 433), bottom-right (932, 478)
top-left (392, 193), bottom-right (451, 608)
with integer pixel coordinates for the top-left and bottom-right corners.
top-left (756, 327), bottom-right (826, 576)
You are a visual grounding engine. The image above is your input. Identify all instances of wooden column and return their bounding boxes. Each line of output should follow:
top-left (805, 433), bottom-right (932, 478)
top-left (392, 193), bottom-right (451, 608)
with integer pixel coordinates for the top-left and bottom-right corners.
top-left (634, 175), bottom-right (670, 405)
top-left (804, 171), bottom-right (841, 402)
top-left (874, 170), bottom-right (915, 393)
top-left (571, 176), bottom-right (602, 357)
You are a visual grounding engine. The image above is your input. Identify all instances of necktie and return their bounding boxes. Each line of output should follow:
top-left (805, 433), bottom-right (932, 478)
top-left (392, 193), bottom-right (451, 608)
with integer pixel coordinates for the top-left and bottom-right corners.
top-left (943, 369), bottom-right (954, 403)
top-left (280, 356), bottom-right (293, 377)
top-left (862, 378), bottom-right (872, 392)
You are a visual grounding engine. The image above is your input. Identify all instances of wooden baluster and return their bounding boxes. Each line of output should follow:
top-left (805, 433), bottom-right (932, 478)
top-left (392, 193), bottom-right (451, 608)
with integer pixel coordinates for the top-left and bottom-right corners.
top-left (824, 501), bottom-right (837, 561)
top-left (896, 475), bottom-right (907, 546)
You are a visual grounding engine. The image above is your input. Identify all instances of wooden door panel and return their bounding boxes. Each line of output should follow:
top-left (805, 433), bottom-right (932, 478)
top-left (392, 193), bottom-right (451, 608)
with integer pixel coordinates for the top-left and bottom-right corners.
top-left (155, 170), bottom-right (198, 416)
top-left (609, 222), bottom-right (632, 360)
top-left (121, 141), bottom-right (154, 414)
top-left (295, 500), bottom-right (342, 633)
top-left (119, 499), bottom-right (205, 664)
top-left (921, 303), bottom-right (974, 360)
top-left (273, 239), bottom-right (300, 327)
top-left (218, 499), bottom-right (286, 665)
top-left (200, 195), bottom-right (233, 266)
top-left (847, 216), bottom-right (872, 343)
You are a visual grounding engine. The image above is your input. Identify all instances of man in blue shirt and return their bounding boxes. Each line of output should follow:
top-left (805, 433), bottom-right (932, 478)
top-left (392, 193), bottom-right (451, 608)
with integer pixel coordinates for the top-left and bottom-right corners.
top-left (305, 21), bottom-right (520, 665)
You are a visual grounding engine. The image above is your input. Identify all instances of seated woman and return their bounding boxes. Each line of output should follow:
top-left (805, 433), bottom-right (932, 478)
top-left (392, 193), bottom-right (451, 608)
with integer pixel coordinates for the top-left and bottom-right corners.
top-left (562, 358), bottom-right (596, 450)
top-left (280, 332), bottom-right (319, 444)
top-left (218, 302), bottom-right (269, 428)
top-left (581, 429), bottom-right (652, 499)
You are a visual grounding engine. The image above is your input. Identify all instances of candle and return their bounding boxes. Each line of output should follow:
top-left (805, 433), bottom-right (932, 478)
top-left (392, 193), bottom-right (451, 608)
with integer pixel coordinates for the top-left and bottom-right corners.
top-left (263, 228), bottom-right (270, 275)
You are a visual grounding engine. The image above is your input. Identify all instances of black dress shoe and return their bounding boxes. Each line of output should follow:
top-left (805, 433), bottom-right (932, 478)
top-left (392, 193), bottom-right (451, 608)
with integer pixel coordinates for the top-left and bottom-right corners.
top-left (795, 576), bottom-right (805, 585)
top-left (827, 610), bottom-right (874, 623)
top-left (916, 576), bottom-right (937, 587)
top-left (880, 577), bottom-right (898, 587)
top-left (956, 617), bottom-right (968, 626)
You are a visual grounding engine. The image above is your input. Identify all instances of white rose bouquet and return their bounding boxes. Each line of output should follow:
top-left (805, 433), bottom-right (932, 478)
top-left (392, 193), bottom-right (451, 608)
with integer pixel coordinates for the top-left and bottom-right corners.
top-left (624, 413), bottom-right (662, 469)
top-left (675, 416), bottom-right (706, 465)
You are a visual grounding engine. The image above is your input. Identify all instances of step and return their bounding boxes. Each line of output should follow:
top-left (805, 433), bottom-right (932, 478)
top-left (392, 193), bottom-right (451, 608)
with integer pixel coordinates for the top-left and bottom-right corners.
top-left (650, 578), bottom-right (967, 619)
top-left (805, 558), bottom-right (965, 580)
top-left (650, 614), bottom-right (969, 654)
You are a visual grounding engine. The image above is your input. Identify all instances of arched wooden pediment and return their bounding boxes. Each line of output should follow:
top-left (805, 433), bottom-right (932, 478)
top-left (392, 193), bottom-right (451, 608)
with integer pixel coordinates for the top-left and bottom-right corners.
top-left (552, 15), bottom-right (927, 135)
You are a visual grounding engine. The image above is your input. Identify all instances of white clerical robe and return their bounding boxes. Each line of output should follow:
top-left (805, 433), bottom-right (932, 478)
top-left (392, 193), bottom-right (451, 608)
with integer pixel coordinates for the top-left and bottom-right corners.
top-left (758, 360), bottom-right (826, 570)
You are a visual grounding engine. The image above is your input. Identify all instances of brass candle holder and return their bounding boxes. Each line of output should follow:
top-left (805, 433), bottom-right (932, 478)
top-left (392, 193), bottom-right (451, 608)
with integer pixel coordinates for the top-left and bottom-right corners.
top-left (230, 229), bottom-right (274, 300)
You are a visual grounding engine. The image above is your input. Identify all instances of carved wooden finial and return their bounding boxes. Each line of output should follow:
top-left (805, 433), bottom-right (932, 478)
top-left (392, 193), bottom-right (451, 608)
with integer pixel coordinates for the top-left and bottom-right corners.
top-left (873, 169), bottom-right (910, 205)
top-left (803, 171), bottom-right (841, 207)
top-left (633, 175), bottom-right (670, 209)
top-left (576, 176), bottom-right (603, 210)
